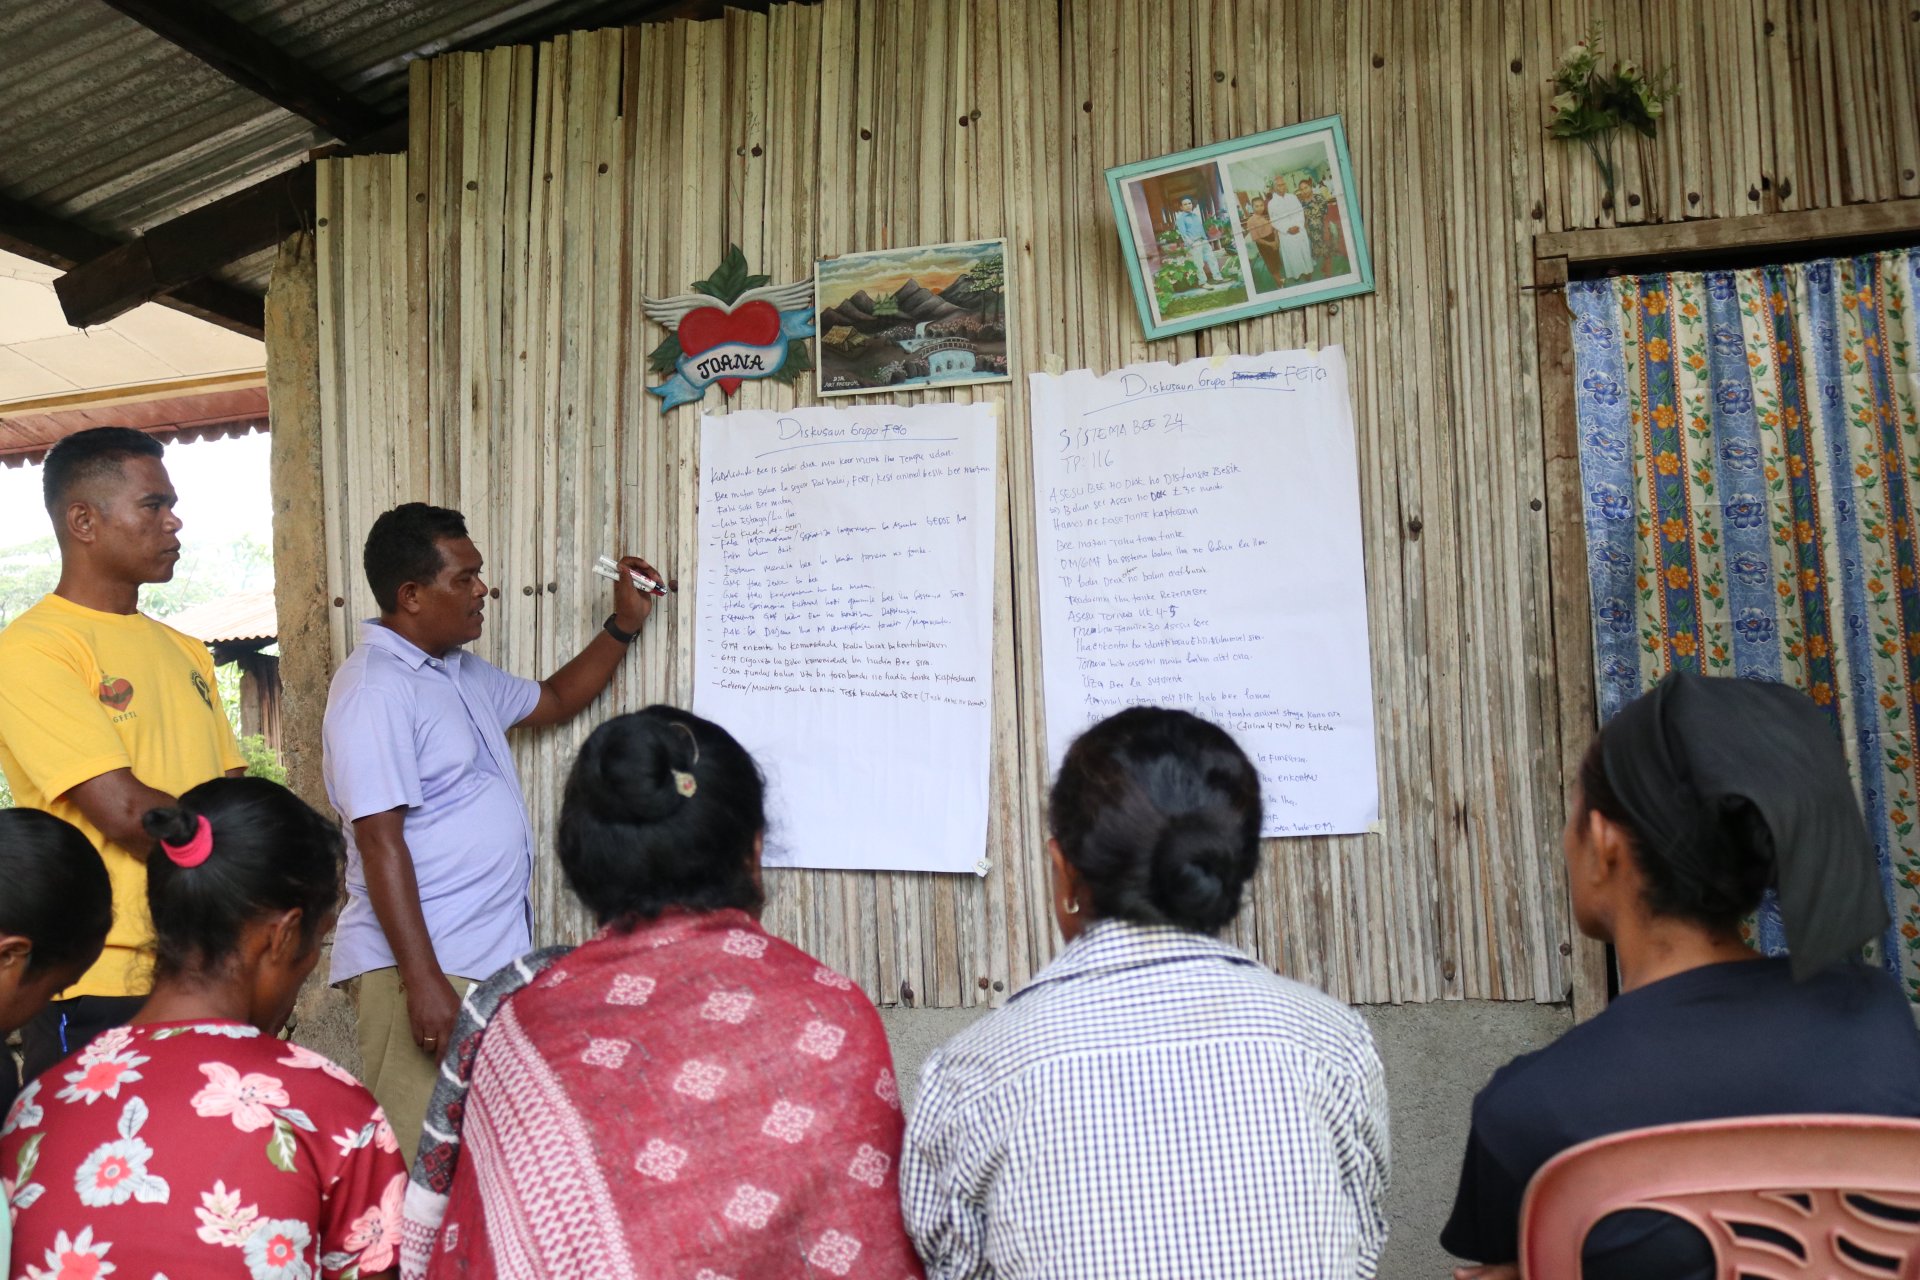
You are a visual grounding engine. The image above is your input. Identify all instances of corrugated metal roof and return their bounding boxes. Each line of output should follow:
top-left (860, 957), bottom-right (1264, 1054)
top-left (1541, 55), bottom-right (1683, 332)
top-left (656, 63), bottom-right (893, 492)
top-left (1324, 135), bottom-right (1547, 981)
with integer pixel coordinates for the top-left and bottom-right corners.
top-left (0, 0), bottom-right (687, 291)
top-left (230, 0), bottom-right (669, 113)
top-left (0, 2), bottom-right (316, 233)
top-left (165, 588), bottom-right (278, 644)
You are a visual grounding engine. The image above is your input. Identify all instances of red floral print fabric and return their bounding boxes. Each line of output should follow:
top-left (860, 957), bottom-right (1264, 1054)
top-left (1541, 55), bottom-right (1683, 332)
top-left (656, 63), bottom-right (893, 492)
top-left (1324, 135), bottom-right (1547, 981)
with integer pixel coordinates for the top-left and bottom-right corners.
top-left (2, 1021), bottom-right (407, 1279)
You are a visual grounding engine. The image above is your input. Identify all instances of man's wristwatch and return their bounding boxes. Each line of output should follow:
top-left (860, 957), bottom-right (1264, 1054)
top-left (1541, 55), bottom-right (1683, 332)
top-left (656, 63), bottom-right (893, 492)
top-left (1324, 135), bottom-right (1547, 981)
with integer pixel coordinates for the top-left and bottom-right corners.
top-left (604, 613), bottom-right (641, 644)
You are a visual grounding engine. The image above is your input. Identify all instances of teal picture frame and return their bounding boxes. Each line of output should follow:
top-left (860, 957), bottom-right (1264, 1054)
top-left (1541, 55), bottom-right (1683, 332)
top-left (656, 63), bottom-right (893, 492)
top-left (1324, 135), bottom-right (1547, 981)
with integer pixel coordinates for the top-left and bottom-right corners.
top-left (1105, 114), bottom-right (1374, 340)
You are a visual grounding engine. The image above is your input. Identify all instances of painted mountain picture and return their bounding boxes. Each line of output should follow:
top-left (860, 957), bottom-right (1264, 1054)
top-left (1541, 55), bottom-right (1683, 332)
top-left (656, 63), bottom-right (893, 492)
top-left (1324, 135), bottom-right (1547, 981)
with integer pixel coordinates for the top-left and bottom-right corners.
top-left (814, 238), bottom-right (1010, 396)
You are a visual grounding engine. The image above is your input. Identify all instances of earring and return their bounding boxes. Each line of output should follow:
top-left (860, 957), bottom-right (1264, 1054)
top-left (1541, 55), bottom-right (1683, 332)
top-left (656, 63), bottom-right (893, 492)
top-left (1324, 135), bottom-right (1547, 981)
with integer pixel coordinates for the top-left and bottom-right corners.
top-left (1061, 898), bottom-right (1080, 915)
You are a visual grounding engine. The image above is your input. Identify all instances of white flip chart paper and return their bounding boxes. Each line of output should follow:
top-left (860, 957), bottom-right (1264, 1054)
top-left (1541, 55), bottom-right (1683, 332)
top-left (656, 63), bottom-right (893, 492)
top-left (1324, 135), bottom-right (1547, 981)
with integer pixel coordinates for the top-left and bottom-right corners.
top-left (1029, 347), bottom-right (1379, 837)
top-left (694, 404), bottom-right (998, 873)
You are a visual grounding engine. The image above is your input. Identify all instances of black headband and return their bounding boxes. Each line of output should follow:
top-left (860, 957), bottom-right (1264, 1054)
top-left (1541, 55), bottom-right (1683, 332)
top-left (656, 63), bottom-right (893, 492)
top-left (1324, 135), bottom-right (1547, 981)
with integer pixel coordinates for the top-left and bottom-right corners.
top-left (1599, 672), bottom-right (1887, 978)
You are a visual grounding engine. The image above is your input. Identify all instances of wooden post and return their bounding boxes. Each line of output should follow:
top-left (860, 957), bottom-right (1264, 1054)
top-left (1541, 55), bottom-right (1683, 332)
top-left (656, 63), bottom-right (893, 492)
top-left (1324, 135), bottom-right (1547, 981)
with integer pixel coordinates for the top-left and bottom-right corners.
top-left (1534, 252), bottom-right (1610, 1022)
top-left (265, 231), bottom-right (331, 813)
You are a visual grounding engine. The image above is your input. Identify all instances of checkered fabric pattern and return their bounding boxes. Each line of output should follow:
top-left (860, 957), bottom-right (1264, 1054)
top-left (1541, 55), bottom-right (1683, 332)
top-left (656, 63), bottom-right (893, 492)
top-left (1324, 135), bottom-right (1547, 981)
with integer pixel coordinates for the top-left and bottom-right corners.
top-left (901, 919), bottom-right (1390, 1279)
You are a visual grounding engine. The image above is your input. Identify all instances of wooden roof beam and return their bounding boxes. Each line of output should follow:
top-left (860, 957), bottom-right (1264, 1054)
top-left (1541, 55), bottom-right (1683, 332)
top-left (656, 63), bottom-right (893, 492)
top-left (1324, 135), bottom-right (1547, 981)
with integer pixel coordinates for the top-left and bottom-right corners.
top-left (0, 193), bottom-right (264, 337)
top-left (46, 114), bottom-right (410, 332)
top-left (54, 166), bottom-right (315, 330)
top-left (43, 1), bottom-right (765, 330)
top-left (95, 0), bottom-right (385, 141)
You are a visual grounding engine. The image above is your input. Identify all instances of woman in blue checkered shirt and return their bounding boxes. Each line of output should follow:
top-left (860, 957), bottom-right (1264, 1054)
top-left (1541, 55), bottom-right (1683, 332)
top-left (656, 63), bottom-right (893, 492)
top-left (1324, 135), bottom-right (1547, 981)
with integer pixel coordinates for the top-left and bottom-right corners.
top-left (900, 706), bottom-right (1391, 1279)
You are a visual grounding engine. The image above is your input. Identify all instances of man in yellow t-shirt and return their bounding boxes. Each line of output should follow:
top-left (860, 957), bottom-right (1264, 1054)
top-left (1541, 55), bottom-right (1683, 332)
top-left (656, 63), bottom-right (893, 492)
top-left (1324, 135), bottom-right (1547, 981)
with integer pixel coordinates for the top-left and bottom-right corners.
top-left (0, 427), bottom-right (244, 1101)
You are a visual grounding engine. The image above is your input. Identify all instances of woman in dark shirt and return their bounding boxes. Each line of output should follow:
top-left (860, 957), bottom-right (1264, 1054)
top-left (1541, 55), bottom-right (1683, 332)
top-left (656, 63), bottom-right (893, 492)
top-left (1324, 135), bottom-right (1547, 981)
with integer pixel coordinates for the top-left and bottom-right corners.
top-left (1444, 673), bottom-right (1920, 1280)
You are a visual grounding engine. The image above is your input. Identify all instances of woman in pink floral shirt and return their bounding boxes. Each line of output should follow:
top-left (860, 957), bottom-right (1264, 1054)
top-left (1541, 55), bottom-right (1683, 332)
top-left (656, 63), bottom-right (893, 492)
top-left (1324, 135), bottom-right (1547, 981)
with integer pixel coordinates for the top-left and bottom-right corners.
top-left (2, 778), bottom-right (407, 1280)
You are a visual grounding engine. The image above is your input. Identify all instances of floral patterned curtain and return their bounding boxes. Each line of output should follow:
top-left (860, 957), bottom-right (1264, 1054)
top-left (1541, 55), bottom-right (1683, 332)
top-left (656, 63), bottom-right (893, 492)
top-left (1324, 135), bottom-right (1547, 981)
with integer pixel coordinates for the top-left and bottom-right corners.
top-left (1571, 247), bottom-right (1920, 999)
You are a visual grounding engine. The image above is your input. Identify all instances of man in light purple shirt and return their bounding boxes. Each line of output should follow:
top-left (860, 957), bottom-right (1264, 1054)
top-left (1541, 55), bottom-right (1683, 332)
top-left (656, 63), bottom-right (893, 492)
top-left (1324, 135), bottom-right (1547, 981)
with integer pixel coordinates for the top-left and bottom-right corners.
top-left (323, 501), bottom-right (666, 1158)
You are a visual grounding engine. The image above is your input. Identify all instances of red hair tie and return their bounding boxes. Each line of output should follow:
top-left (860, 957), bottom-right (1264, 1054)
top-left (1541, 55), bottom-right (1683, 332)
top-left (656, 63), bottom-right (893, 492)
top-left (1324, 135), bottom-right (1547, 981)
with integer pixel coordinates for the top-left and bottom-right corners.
top-left (163, 814), bottom-right (214, 868)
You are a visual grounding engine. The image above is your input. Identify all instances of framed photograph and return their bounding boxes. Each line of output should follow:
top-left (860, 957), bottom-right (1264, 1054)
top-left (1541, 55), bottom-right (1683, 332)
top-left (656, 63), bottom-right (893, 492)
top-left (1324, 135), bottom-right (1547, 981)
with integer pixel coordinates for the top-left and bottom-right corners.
top-left (815, 238), bottom-right (1011, 396)
top-left (1106, 115), bottom-right (1373, 339)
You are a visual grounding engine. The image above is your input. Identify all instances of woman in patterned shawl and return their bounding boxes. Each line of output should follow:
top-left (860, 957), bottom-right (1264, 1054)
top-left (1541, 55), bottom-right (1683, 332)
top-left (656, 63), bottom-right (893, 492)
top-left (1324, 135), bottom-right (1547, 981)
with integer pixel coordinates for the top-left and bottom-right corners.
top-left (2, 778), bottom-right (408, 1280)
top-left (403, 707), bottom-right (921, 1280)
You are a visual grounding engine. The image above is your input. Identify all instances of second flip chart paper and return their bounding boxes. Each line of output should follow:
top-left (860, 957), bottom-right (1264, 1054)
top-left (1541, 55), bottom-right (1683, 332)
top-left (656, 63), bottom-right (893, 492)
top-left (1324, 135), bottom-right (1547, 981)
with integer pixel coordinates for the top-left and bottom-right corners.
top-left (694, 404), bottom-right (998, 873)
top-left (1030, 348), bottom-right (1379, 836)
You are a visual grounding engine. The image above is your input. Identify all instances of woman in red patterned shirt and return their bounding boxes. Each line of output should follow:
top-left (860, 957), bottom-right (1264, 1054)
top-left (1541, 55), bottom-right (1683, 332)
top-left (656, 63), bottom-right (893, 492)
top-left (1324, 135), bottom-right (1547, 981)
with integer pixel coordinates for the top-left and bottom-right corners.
top-left (403, 708), bottom-right (922, 1280)
top-left (2, 778), bottom-right (408, 1279)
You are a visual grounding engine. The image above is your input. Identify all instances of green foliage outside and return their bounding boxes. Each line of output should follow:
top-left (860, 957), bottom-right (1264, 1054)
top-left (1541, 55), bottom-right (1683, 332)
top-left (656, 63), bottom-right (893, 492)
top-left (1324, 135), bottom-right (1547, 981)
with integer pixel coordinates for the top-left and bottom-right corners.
top-left (0, 538), bottom-right (56, 623)
top-left (0, 534), bottom-right (272, 629)
top-left (215, 660), bottom-right (287, 787)
top-left (235, 733), bottom-right (287, 786)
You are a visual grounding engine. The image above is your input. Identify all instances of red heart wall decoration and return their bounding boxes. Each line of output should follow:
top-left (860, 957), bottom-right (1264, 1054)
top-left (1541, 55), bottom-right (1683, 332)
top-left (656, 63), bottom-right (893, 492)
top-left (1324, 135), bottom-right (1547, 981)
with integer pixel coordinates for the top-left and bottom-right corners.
top-left (643, 246), bottom-right (814, 408)
top-left (676, 301), bottom-right (782, 396)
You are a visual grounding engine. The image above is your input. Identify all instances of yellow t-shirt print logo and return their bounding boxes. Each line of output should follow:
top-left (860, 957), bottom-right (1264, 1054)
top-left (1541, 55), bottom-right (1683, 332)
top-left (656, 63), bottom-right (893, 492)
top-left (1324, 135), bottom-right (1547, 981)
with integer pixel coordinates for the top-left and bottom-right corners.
top-left (97, 674), bottom-right (135, 711)
top-left (191, 669), bottom-right (214, 710)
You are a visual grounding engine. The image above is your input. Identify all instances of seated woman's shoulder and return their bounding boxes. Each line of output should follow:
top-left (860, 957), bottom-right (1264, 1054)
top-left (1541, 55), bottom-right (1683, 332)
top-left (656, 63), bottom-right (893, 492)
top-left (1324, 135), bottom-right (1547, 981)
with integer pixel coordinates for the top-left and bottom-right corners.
top-left (264, 1039), bottom-right (384, 1102)
top-left (1820, 960), bottom-right (1920, 1014)
top-left (157, 1030), bottom-right (387, 1127)
top-left (1471, 960), bottom-right (1920, 1123)
top-left (1816, 963), bottom-right (1920, 1064)
top-left (756, 935), bottom-right (878, 999)
top-left (1252, 963), bottom-right (1371, 1017)
top-left (774, 948), bottom-right (893, 1033)
top-left (145, 1024), bottom-right (370, 1094)
top-left (1233, 965), bottom-right (1381, 1058)
top-left (925, 958), bottom-right (1379, 1093)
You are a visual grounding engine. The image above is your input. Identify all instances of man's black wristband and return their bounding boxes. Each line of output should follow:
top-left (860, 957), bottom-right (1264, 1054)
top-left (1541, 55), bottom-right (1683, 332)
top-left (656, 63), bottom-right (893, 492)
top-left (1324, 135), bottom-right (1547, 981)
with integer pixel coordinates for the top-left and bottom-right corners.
top-left (604, 613), bottom-right (641, 645)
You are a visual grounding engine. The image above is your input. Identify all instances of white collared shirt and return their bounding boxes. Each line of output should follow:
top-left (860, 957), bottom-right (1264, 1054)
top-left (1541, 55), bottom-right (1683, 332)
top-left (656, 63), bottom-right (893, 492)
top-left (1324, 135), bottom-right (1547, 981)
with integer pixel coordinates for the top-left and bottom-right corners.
top-left (901, 918), bottom-right (1391, 1279)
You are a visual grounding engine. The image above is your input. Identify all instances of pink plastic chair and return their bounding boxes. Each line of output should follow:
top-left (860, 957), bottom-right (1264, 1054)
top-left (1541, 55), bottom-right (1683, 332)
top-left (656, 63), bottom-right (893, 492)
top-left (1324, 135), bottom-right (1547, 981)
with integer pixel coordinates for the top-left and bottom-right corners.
top-left (1519, 1115), bottom-right (1920, 1279)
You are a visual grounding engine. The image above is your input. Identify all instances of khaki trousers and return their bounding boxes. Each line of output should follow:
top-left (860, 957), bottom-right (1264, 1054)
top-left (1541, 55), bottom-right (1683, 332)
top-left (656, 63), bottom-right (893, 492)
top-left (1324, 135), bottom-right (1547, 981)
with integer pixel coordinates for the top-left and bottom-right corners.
top-left (345, 968), bottom-right (474, 1166)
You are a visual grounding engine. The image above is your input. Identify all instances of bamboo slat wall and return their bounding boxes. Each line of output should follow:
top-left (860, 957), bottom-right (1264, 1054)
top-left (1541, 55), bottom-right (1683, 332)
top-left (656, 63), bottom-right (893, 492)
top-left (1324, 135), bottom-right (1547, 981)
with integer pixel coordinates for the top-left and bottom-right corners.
top-left (302, 0), bottom-right (1920, 1007)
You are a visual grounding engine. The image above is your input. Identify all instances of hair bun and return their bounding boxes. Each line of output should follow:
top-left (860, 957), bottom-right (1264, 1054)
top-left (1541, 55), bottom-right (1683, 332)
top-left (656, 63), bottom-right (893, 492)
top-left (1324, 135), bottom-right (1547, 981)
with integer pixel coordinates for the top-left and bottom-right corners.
top-left (1698, 794), bottom-right (1777, 910)
top-left (1147, 810), bottom-right (1242, 932)
top-left (580, 718), bottom-right (693, 826)
top-left (140, 804), bottom-right (201, 851)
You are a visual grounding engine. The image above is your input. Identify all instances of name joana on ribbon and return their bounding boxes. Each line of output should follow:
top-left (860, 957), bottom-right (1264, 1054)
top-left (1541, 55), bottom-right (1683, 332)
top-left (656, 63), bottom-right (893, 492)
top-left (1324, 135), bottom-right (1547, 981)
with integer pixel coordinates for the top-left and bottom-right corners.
top-left (643, 246), bottom-right (816, 410)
